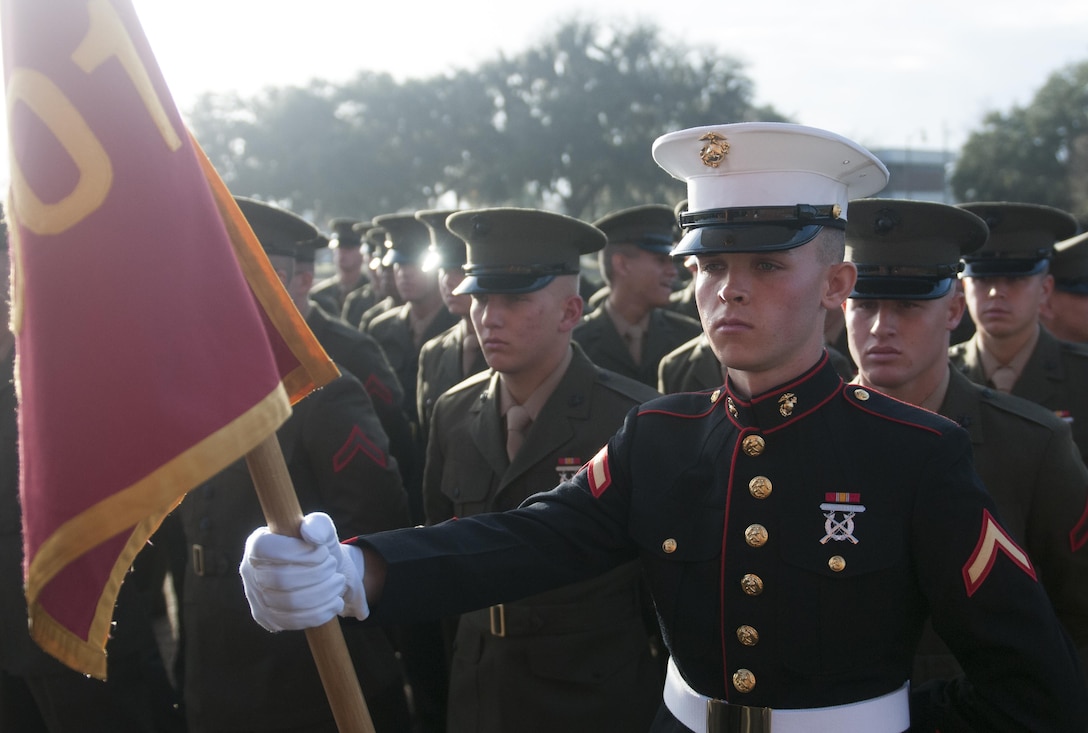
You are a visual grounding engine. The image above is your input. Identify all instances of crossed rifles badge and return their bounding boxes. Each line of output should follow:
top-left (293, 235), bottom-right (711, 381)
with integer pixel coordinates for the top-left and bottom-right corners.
top-left (820, 492), bottom-right (866, 544)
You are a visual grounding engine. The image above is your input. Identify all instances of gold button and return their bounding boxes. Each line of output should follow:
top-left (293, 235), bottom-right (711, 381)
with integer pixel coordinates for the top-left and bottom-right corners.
top-left (828, 555), bottom-right (846, 572)
top-left (732, 668), bottom-right (756, 693)
top-left (744, 524), bottom-right (768, 548)
top-left (854, 388), bottom-right (870, 401)
top-left (736, 625), bottom-right (759, 646)
top-left (662, 538), bottom-right (678, 554)
top-left (711, 389), bottom-right (721, 403)
top-left (748, 476), bottom-right (772, 499)
top-left (727, 397), bottom-right (738, 418)
top-left (741, 435), bottom-right (765, 456)
top-left (740, 573), bottom-right (764, 596)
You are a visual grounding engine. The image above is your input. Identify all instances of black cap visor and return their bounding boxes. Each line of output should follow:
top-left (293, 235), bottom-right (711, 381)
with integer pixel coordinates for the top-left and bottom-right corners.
top-left (455, 273), bottom-right (556, 295)
top-left (383, 249), bottom-right (427, 267)
top-left (962, 257), bottom-right (1049, 278)
top-left (453, 262), bottom-right (579, 295)
top-left (1055, 278), bottom-right (1088, 295)
top-left (851, 276), bottom-right (955, 300)
top-left (672, 222), bottom-right (830, 257)
top-left (634, 234), bottom-right (676, 254)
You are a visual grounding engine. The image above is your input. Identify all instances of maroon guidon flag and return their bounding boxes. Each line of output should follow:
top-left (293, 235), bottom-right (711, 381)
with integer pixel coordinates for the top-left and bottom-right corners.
top-left (2, 0), bottom-right (338, 678)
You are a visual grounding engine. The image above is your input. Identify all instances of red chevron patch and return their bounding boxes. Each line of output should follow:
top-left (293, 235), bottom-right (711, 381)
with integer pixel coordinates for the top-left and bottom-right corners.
top-left (364, 374), bottom-right (393, 405)
top-left (333, 425), bottom-right (388, 472)
top-left (962, 509), bottom-right (1036, 597)
top-left (1070, 499), bottom-right (1088, 553)
top-left (583, 445), bottom-right (611, 498)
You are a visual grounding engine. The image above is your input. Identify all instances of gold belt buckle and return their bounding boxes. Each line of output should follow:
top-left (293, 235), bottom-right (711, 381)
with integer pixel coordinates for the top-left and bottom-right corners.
top-left (707, 699), bottom-right (771, 733)
top-left (192, 544), bottom-right (205, 577)
top-left (489, 604), bottom-right (506, 637)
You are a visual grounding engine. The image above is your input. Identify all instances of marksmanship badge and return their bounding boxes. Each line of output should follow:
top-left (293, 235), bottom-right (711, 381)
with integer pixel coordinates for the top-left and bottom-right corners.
top-left (556, 457), bottom-right (582, 483)
top-left (820, 492), bottom-right (865, 544)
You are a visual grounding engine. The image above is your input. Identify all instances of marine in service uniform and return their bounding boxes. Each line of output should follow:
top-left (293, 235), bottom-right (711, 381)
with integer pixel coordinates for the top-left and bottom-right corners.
top-left (283, 213), bottom-right (415, 488)
top-left (665, 201), bottom-right (701, 321)
top-left (348, 226), bottom-right (403, 331)
top-left (310, 217), bottom-right (374, 318)
top-left (657, 333), bottom-right (723, 394)
top-left (1041, 230), bottom-right (1088, 344)
top-left (364, 212), bottom-right (458, 733)
top-left (573, 204), bottom-right (702, 388)
top-left (423, 208), bottom-right (663, 733)
top-left (180, 199), bottom-right (412, 733)
top-left (843, 197), bottom-right (1088, 682)
top-left (948, 202), bottom-right (1088, 461)
top-left (366, 214), bottom-right (459, 436)
top-left (414, 209), bottom-right (488, 441)
top-left (240, 124), bottom-right (1088, 732)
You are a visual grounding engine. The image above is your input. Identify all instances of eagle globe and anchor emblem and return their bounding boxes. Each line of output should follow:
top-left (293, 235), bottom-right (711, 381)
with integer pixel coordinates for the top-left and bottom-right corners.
top-left (699, 132), bottom-right (730, 168)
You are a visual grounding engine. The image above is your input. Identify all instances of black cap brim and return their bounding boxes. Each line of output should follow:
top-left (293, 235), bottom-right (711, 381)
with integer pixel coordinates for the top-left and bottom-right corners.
top-left (1055, 279), bottom-right (1088, 295)
top-left (383, 250), bottom-right (426, 267)
top-left (637, 242), bottom-right (676, 254)
top-left (672, 223), bottom-right (828, 257)
top-left (962, 258), bottom-right (1049, 278)
top-left (453, 274), bottom-right (556, 295)
top-left (851, 277), bottom-right (955, 300)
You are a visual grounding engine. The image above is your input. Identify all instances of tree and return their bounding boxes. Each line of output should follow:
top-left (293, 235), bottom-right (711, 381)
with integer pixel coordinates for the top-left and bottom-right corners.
top-left (952, 61), bottom-right (1088, 222)
top-left (188, 19), bottom-right (787, 224)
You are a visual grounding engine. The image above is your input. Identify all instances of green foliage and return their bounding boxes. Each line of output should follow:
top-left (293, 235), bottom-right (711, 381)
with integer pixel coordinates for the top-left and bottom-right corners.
top-left (187, 19), bottom-right (787, 224)
top-left (952, 61), bottom-right (1088, 222)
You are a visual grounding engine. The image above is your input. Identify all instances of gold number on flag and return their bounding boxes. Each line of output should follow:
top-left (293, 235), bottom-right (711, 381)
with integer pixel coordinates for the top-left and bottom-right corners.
top-left (5, 69), bottom-right (112, 236)
top-left (6, 0), bottom-right (184, 237)
top-left (72, 0), bottom-right (182, 152)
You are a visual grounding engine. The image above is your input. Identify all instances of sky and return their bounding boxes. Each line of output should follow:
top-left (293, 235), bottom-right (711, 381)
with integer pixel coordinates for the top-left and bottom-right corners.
top-left (3, 0), bottom-right (1088, 185)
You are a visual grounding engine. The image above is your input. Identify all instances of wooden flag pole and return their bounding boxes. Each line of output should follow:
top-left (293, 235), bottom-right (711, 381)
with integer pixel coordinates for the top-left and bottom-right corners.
top-left (245, 434), bottom-right (376, 733)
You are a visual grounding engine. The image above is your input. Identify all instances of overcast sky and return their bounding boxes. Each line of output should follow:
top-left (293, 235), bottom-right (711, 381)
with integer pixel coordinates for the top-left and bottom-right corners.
top-left (3, 0), bottom-right (1088, 184)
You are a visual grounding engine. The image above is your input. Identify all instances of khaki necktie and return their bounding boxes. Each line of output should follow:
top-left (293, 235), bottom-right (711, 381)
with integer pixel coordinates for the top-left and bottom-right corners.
top-left (505, 405), bottom-right (531, 461)
top-left (990, 365), bottom-right (1017, 393)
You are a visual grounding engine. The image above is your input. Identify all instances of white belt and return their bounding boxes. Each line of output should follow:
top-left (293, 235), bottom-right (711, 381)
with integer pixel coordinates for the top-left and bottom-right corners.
top-left (664, 657), bottom-right (910, 733)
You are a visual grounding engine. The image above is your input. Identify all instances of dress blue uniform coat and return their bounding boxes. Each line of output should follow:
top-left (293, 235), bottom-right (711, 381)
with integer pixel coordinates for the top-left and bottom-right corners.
top-left (356, 354), bottom-right (1087, 732)
top-left (572, 306), bottom-right (702, 389)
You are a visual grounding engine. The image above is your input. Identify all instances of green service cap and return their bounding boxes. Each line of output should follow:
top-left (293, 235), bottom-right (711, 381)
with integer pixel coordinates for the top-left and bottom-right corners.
top-left (363, 225), bottom-right (386, 251)
top-left (593, 204), bottom-right (677, 254)
top-left (327, 217), bottom-right (363, 249)
top-left (447, 208), bottom-right (605, 295)
top-left (846, 199), bottom-right (988, 300)
top-left (415, 209), bottom-right (467, 271)
top-left (1051, 230), bottom-right (1088, 294)
top-left (235, 197), bottom-right (323, 259)
top-left (958, 202), bottom-right (1078, 277)
top-left (372, 213), bottom-right (431, 267)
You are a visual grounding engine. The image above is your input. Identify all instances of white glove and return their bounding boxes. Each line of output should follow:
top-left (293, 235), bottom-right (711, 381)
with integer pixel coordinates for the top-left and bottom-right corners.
top-left (239, 512), bottom-right (369, 632)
